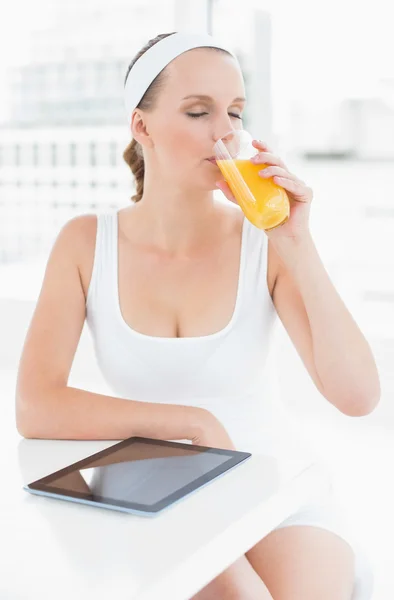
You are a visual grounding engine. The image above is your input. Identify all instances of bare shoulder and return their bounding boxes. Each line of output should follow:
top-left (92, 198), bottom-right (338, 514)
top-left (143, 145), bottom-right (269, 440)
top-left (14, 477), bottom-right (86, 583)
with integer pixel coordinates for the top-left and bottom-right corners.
top-left (56, 213), bottom-right (98, 300)
top-left (57, 213), bottom-right (97, 249)
top-left (62, 212), bottom-right (97, 241)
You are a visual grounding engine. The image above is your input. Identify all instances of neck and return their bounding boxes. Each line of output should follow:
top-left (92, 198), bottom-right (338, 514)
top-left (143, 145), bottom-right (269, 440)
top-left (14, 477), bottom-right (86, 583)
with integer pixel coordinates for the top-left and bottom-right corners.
top-left (129, 179), bottom-right (220, 256)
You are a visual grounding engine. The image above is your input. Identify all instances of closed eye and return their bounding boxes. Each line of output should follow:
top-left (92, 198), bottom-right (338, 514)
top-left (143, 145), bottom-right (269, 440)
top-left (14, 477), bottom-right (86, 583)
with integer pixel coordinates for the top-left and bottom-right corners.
top-left (186, 112), bottom-right (242, 119)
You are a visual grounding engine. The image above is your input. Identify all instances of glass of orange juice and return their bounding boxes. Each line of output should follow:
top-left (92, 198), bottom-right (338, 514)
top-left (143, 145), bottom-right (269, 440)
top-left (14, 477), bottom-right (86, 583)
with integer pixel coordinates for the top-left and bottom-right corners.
top-left (213, 130), bottom-right (290, 231)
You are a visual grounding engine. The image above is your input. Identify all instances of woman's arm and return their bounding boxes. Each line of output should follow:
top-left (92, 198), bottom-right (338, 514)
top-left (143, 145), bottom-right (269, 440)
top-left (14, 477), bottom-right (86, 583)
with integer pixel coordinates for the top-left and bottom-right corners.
top-left (16, 382), bottom-right (209, 442)
top-left (271, 233), bottom-right (381, 417)
top-left (231, 139), bottom-right (381, 416)
top-left (15, 215), bottom-right (234, 448)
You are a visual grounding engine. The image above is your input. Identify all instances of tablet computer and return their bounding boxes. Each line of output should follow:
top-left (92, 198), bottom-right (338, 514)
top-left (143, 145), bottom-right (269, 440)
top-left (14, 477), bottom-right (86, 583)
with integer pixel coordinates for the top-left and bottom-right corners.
top-left (24, 436), bottom-right (251, 517)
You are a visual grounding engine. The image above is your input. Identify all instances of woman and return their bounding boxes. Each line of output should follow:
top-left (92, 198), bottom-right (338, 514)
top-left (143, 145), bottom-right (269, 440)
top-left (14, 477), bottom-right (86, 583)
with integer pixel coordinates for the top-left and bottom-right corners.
top-left (16, 32), bottom-right (380, 599)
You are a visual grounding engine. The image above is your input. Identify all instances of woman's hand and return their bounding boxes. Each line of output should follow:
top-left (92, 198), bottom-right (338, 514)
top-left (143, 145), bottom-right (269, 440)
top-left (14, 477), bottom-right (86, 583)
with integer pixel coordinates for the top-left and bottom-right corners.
top-left (216, 139), bottom-right (313, 241)
top-left (191, 408), bottom-right (236, 451)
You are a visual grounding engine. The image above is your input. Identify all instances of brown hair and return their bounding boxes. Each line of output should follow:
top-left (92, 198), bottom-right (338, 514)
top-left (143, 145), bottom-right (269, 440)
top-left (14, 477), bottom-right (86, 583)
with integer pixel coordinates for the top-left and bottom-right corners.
top-left (123, 34), bottom-right (232, 203)
top-left (123, 32), bottom-right (176, 203)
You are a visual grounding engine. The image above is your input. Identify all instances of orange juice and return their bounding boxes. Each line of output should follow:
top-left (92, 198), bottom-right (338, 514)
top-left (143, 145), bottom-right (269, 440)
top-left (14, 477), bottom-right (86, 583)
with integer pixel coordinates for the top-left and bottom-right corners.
top-left (217, 159), bottom-right (290, 230)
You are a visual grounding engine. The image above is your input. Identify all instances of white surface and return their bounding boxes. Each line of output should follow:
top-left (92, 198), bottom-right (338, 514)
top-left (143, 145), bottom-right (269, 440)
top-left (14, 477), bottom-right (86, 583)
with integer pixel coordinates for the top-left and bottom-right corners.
top-left (1, 429), bottom-right (327, 600)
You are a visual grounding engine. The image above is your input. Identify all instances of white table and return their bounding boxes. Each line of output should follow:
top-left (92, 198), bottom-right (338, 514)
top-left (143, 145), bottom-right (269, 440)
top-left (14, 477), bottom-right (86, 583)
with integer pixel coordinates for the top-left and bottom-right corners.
top-left (1, 436), bottom-right (330, 600)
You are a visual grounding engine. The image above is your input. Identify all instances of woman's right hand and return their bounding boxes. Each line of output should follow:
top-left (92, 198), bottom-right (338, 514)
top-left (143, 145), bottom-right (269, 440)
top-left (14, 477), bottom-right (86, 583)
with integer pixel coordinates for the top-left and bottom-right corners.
top-left (190, 408), bottom-right (236, 451)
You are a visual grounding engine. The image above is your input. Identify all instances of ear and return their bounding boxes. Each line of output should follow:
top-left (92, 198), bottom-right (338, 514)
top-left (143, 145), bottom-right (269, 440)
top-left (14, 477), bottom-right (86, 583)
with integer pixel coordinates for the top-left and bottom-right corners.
top-left (131, 109), bottom-right (152, 148)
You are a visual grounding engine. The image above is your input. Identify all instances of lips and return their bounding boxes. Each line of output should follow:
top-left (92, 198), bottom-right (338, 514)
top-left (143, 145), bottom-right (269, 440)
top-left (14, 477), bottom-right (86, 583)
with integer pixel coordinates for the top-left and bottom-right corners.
top-left (206, 157), bottom-right (217, 164)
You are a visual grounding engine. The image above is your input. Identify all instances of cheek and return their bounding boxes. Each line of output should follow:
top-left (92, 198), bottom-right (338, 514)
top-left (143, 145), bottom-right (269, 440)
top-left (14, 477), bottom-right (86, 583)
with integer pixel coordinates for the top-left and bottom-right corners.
top-left (155, 118), bottom-right (207, 170)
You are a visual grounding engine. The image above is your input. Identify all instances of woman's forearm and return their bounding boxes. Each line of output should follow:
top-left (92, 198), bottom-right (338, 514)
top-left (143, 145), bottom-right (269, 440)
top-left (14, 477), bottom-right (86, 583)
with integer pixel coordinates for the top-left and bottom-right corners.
top-left (272, 232), bottom-right (381, 416)
top-left (16, 384), bottom-right (206, 441)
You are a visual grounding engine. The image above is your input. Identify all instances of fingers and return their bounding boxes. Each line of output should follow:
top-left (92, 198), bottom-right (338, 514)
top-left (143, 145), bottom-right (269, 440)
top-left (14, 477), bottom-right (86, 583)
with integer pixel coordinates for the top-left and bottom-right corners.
top-left (251, 139), bottom-right (290, 171)
top-left (258, 165), bottom-right (298, 181)
top-left (256, 163), bottom-right (312, 202)
top-left (252, 139), bottom-right (273, 152)
top-left (273, 177), bottom-right (313, 202)
top-left (251, 152), bottom-right (287, 170)
top-left (215, 180), bottom-right (238, 204)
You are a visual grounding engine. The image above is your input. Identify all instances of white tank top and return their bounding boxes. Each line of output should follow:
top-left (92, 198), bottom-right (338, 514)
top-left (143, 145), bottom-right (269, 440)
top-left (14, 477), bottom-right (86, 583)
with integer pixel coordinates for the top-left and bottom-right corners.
top-left (85, 208), bottom-right (314, 458)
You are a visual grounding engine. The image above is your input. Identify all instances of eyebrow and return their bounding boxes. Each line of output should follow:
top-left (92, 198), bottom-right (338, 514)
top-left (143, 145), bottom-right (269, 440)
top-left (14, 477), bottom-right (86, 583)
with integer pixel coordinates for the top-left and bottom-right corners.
top-left (182, 94), bottom-right (246, 103)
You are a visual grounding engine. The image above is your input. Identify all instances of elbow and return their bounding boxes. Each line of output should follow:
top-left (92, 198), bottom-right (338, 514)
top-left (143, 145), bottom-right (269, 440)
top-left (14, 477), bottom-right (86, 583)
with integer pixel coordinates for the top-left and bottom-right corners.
top-left (16, 386), bottom-right (68, 439)
top-left (324, 372), bottom-right (381, 417)
top-left (15, 407), bottom-right (36, 439)
top-left (15, 376), bottom-right (60, 439)
top-left (16, 416), bottom-right (46, 440)
top-left (16, 417), bottom-right (35, 439)
top-left (15, 393), bottom-right (43, 439)
top-left (16, 425), bottom-right (37, 439)
top-left (336, 389), bottom-right (381, 417)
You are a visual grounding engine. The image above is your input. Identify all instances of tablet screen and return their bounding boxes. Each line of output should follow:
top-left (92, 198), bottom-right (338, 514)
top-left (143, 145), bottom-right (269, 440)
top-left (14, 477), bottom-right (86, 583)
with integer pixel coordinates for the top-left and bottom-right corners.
top-left (27, 437), bottom-right (251, 514)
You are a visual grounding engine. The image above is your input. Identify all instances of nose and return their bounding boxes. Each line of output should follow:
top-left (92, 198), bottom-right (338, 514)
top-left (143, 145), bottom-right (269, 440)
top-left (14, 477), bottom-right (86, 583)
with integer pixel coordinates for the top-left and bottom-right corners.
top-left (212, 117), bottom-right (237, 144)
top-left (213, 130), bottom-right (235, 146)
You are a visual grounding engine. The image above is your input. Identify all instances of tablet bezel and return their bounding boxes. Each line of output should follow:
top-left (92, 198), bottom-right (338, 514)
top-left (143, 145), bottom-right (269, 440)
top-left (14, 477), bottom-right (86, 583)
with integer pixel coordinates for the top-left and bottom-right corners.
top-left (25, 436), bottom-right (251, 515)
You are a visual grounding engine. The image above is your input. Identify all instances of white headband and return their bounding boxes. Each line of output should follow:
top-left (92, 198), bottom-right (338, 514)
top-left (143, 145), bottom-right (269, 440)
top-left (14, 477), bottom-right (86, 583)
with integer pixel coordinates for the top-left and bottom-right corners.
top-left (123, 32), bottom-right (237, 126)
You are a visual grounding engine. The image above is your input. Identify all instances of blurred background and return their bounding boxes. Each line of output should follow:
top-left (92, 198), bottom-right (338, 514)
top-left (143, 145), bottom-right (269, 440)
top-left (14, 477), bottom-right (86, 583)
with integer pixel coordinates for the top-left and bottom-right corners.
top-left (0, 0), bottom-right (393, 597)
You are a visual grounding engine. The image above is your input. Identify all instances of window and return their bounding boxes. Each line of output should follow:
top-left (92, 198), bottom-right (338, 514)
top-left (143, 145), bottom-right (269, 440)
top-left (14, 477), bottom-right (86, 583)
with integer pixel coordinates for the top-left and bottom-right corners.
top-left (70, 143), bottom-right (77, 166)
top-left (89, 142), bottom-right (97, 166)
top-left (50, 143), bottom-right (58, 167)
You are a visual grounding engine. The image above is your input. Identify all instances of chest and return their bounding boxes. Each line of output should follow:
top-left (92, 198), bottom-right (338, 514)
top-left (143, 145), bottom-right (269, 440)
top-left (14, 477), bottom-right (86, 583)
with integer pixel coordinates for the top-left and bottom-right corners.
top-left (117, 233), bottom-right (244, 338)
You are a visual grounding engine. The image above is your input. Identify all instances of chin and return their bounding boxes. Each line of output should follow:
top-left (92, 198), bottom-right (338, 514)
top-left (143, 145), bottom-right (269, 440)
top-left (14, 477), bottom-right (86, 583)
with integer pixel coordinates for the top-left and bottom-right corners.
top-left (201, 179), bottom-right (219, 192)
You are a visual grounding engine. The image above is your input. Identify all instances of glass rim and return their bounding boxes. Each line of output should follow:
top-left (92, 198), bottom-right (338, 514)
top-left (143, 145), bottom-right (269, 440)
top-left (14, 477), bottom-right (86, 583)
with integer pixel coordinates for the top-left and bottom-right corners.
top-left (213, 129), bottom-right (253, 161)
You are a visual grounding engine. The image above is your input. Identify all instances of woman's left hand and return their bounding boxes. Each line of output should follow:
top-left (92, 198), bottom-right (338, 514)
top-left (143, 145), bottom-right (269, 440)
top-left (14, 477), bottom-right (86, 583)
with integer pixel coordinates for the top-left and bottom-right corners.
top-left (216, 139), bottom-right (313, 241)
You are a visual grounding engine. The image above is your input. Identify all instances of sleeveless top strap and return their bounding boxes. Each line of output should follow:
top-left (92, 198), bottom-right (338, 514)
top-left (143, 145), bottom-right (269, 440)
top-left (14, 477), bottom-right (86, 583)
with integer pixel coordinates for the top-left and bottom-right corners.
top-left (85, 212), bottom-right (117, 309)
